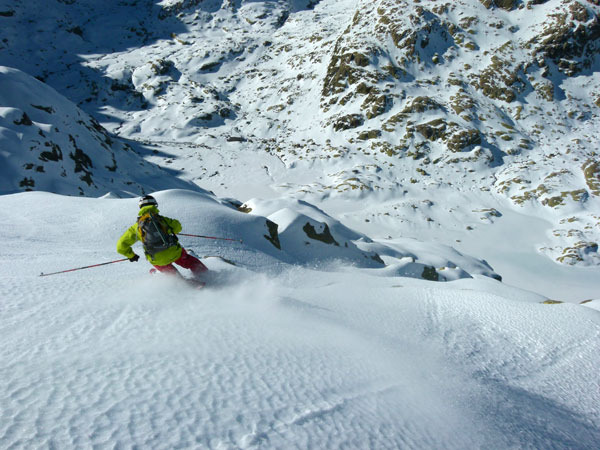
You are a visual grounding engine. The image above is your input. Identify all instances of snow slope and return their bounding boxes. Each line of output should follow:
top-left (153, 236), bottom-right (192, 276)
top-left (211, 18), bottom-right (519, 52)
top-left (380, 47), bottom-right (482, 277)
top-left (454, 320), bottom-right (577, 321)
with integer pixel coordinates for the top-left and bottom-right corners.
top-left (0, 66), bottom-right (197, 196)
top-left (1, 190), bottom-right (599, 448)
top-left (1, 1), bottom-right (600, 446)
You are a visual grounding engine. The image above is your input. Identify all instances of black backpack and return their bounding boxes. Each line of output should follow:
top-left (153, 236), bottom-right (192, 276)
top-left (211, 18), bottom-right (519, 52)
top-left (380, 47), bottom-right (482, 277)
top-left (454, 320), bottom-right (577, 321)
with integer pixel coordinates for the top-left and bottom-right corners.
top-left (137, 212), bottom-right (178, 257)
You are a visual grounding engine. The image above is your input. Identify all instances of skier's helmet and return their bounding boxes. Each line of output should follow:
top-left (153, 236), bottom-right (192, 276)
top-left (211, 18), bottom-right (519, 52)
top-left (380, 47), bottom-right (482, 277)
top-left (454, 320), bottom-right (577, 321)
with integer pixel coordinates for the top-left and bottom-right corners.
top-left (139, 195), bottom-right (158, 209)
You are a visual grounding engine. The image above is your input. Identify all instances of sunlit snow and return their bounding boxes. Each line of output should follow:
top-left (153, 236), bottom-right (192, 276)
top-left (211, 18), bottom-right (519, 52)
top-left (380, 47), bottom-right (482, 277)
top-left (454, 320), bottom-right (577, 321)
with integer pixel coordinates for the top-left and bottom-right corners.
top-left (1, 0), bottom-right (599, 448)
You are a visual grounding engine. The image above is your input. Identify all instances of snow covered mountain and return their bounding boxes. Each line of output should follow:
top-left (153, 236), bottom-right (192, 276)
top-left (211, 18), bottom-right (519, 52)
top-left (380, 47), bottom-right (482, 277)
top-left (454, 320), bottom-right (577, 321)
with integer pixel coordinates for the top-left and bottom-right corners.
top-left (1, 0), bottom-right (599, 271)
top-left (1, 1), bottom-right (600, 447)
top-left (0, 66), bottom-right (199, 196)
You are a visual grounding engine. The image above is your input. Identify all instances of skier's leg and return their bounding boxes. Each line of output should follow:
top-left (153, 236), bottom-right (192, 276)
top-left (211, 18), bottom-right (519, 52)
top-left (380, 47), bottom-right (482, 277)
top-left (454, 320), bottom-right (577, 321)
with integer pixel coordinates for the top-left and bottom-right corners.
top-left (174, 247), bottom-right (208, 277)
top-left (152, 263), bottom-right (182, 277)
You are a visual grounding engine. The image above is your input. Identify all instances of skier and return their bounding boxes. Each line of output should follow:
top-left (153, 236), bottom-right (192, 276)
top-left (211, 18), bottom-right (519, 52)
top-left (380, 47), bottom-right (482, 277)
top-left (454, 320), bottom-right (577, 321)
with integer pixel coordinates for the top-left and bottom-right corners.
top-left (117, 195), bottom-right (208, 280)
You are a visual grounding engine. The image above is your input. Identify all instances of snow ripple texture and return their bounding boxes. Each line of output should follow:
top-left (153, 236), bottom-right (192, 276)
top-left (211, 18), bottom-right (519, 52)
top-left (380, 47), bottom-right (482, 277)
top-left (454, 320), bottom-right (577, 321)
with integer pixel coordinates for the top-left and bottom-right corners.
top-left (0, 276), bottom-right (454, 449)
top-left (2, 270), bottom-right (599, 449)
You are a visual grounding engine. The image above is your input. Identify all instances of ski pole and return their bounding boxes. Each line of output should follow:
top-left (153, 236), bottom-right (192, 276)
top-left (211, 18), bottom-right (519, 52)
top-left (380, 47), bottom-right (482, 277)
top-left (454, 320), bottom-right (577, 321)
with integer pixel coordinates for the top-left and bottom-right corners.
top-left (39, 258), bottom-right (129, 277)
top-left (179, 233), bottom-right (243, 243)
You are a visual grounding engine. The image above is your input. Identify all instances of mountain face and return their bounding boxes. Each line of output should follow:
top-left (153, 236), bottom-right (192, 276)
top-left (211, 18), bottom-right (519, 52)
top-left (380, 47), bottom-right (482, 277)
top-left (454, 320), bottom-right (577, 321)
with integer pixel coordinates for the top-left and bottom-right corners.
top-left (1, 0), bottom-right (599, 267)
top-left (0, 66), bottom-right (198, 196)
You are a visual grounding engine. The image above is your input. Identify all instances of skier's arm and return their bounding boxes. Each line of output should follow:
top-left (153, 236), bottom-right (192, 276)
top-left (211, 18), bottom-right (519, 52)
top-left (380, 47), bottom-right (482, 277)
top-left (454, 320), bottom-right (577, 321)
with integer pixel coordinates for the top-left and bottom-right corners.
top-left (163, 217), bottom-right (182, 234)
top-left (116, 225), bottom-right (139, 258)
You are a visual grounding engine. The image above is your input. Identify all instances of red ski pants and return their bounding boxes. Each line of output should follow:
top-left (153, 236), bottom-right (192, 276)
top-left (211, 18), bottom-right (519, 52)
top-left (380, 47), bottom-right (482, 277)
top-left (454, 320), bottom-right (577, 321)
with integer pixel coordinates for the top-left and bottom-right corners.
top-left (153, 248), bottom-right (208, 276)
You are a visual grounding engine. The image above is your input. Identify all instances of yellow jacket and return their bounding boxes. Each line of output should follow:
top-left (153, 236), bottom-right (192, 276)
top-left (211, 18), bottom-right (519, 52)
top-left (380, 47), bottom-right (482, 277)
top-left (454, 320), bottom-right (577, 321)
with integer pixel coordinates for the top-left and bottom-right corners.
top-left (117, 205), bottom-right (183, 266)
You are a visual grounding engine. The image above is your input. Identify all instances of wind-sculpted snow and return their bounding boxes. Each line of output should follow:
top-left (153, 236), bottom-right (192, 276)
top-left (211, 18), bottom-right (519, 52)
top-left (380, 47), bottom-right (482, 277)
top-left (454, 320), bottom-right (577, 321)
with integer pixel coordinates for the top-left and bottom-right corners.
top-left (3, 281), bottom-right (598, 448)
top-left (237, 196), bottom-right (503, 278)
top-left (0, 190), bottom-right (599, 448)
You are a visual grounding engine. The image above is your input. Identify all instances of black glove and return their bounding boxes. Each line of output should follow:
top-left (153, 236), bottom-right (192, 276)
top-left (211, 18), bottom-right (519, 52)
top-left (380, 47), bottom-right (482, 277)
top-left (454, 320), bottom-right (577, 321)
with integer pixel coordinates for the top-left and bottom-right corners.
top-left (129, 254), bottom-right (140, 262)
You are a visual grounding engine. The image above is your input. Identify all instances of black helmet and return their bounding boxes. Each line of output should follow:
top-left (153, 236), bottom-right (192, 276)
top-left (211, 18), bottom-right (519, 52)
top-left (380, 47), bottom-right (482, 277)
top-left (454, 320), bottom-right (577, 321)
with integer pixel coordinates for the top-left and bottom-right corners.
top-left (139, 195), bottom-right (157, 208)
